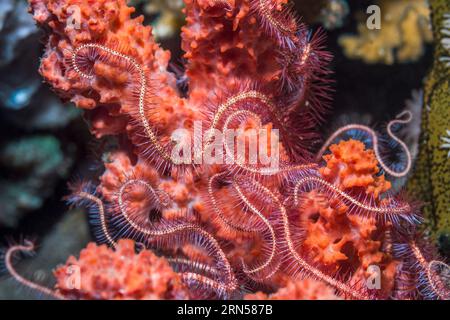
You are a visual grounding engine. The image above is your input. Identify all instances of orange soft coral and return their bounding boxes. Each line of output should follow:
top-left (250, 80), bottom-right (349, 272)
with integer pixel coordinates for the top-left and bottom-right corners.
top-left (299, 140), bottom-right (398, 295)
top-left (182, 0), bottom-right (282, 102)
top-left (54, 239), bottom-right (190, 300)
top-left (30, 0), bottom-right (191, 139)
top-left (320, 139), bottom-right (391, 198)
top-left (98, 151), bottom-right (202, 224)
top-left (245, 278), bottom-right (340, 300)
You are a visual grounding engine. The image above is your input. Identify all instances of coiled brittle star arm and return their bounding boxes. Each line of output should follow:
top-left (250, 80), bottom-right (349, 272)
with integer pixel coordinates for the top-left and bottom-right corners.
top-left (250, 0), bottom-right (298, 50)
top-left (427, 261), bottom-right (450, 300)
top-left (207, 90), bottom-right (279, 138)
top-left (293, 176), bottom-right (415, 224)
top-left (71, 43), bottom-right (174, 164)
top-left (409, 242), bottom-right (450, 300)
top-left (208, 173), bottom-right (264, 234)
top-left (316, 111), bottom-right (413, 178)
top-left (253, 179), bottom-right (372, 299)
top-left (221, 109), bottom-right (317, 175)
top-left (5, 242), bottom-right (65, 300)
top-left (232, 178), bottom-right (277, 277)
top-left (208, 91), bottom-right (317, 176)
top-left (75, 191), bottom-right (117, 248)
top-left (209, 173), bottom-right (280, 281)
top-left (117, 179), bottom-right (237, 295)
top-left (167, 257), bottom-right (221, 279)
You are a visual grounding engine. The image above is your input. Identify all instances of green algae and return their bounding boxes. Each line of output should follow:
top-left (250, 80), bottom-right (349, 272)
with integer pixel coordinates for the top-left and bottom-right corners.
top-left (407, 0), bottom-right (450, 255)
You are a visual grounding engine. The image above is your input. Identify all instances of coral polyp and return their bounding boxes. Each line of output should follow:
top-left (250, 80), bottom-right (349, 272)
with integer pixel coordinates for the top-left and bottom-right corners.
top-left (2, 0), bottom-right (448, 301)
